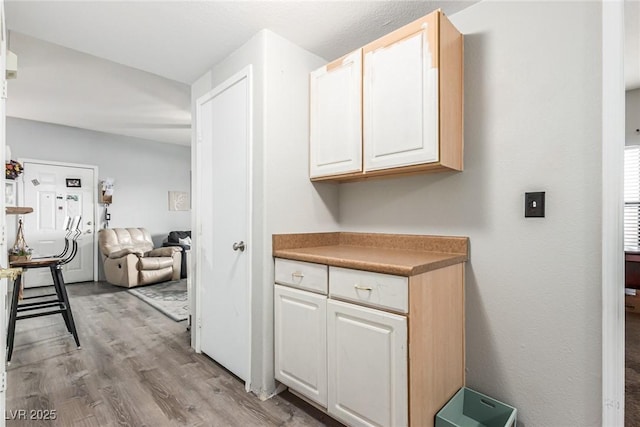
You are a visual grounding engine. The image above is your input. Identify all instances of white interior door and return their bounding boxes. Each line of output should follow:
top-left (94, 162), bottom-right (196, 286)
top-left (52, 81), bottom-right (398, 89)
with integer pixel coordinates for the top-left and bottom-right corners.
top-left (19, 161), bottom-right (96, 287)
top-left (196, 67), bottom-right (251, 383)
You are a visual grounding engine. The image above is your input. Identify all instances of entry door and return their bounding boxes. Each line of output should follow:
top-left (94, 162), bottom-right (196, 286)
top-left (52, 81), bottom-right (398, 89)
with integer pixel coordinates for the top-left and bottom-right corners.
top-left (20, 161), bottom-right (96, 286)
top-left (196, 67), bottom-right (251, 383)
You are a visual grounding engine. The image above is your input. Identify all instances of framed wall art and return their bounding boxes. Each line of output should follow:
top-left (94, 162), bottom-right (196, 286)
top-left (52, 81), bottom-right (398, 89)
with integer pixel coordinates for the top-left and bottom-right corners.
top-left (168, 191), bottom-right (190, 211)
top-left (66, 178), bottom-right (81, 188)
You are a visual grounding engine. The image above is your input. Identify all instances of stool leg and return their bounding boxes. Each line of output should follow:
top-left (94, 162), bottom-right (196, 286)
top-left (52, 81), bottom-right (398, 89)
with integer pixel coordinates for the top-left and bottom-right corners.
top-left (54, 266), bottom-right (80, 348)
top-left (7, 275), bottom-right (22, 362)
top-left (50, 265), bottom-right (72, 334)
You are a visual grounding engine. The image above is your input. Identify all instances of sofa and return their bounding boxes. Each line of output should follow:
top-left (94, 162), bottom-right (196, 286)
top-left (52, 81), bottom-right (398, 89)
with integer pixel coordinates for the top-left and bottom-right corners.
top-left (162, 231), bottom-right (191, 279)
top-left (98, 228), bottom-right (182, 288)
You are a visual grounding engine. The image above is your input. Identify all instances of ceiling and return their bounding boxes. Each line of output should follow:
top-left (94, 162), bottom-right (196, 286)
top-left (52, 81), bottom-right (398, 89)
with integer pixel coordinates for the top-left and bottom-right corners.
top-left (3, 1), bottom-right (639, 146)
top-left (3, 1), bottom-right (477, 146)
top-left (6, 32), bottom-right (191, 145)
top-left (5, 1), bottom-right (478, 84)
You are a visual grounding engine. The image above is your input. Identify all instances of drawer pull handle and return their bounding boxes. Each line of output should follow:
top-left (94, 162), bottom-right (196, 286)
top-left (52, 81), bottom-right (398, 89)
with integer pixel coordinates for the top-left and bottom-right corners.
top-left (354, 285), bottom-right (373, 291)
top-left (291, 271), bottom-right (304, 279)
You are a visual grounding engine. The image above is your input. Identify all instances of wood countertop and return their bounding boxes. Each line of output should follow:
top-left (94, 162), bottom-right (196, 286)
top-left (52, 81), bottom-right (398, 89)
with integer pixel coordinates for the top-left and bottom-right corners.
top-left (6, 207), bottom-right (33, 215)
top-left (273, 232), bottom-right (469, 276)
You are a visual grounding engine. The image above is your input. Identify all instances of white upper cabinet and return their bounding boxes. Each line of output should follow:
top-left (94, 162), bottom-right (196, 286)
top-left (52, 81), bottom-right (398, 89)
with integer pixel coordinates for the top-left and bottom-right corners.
top-left (309, 49), bottom-right (362, 179)
top-left (309, 10), bottom-right (463, 182)
top-left (363, 23), bottom-right (439, 171)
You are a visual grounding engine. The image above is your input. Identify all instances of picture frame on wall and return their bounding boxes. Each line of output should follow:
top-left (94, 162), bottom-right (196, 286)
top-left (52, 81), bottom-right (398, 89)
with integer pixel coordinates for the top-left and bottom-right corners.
top-left (168, 191), bottom-right (190, 211)
top-left (5, 181), bottom-right (16, 207)
top-left (66, 178), bottom-right (81, 188)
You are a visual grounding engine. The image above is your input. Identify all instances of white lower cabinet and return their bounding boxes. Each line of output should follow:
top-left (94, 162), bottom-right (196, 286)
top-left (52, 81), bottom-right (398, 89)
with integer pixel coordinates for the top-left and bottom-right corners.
top-left (274, 258), bottom-right (464, 427)
top-left (327, 299), bottom-right (408, 427)
top-left (274, 285), bottom-right (327, 406)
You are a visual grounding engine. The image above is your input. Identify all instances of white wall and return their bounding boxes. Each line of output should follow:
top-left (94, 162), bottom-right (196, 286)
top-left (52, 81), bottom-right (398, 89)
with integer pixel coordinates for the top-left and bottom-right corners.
top-left (262, 31), bottom-right (339, 394)
top-left (628, 89), bottom-right (640, 145)
top-left (337, 2), bottom-right (602, 426)
top-left (193, 29), bottom-right (339, 397)
top-left (202, 30), bottom-right (269, 396)
top-left (190, 69), bottom-right (211, 346)
top-left (7, 117), bottom-right (191, 246)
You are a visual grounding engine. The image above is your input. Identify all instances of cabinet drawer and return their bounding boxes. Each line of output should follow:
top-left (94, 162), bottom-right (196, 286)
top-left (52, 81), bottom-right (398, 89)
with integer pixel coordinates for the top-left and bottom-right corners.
top-left (329, 267), bottom-right (408, 313)
top-left (275, 258), bottom-right (328, 294)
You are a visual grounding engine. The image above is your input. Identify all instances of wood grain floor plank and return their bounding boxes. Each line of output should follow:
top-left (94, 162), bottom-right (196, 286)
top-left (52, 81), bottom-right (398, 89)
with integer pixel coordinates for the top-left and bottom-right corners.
top-left (7, 281), bottom-right (336, 427)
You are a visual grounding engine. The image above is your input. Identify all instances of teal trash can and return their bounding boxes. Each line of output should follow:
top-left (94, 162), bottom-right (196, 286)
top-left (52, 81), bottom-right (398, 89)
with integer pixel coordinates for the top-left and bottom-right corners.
top-left (435, 387), bottom-right (517, 427)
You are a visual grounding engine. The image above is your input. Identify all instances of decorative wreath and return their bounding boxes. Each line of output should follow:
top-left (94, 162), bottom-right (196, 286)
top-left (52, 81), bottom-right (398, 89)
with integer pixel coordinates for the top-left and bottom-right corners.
top-left (5, 160), bottom-right (23, 180)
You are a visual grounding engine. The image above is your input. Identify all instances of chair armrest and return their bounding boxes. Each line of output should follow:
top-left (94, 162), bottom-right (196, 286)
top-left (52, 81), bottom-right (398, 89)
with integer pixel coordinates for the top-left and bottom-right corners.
top-left (146, 246), bottom-right (182, 257)
top-left (107, 248), bottom-right (144, 259)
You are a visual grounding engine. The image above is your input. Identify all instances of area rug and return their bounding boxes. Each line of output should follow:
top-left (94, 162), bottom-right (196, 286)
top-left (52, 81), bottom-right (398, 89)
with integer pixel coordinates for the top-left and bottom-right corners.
top-left (127, 279), bottom-right (188, 322)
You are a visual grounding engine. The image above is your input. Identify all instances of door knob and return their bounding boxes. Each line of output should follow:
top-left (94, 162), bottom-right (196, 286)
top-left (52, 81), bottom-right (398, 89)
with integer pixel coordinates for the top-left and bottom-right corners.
top-left (232, 241), bottom-right (245, 252)
top-left (87, 221), bottom-right (92, 225)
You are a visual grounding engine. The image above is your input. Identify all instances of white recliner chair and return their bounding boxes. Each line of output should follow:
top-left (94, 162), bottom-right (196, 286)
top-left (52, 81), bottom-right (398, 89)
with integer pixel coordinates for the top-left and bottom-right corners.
top-left (98, 228), bottom-right (182, 288)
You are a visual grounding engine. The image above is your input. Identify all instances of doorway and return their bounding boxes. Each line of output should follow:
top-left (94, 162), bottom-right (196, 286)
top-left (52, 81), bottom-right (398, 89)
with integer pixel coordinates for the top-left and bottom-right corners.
top-left (18, 159), bottom-right (98, 287)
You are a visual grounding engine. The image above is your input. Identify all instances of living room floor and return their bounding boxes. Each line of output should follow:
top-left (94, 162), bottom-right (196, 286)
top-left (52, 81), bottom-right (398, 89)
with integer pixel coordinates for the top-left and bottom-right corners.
top-left (628, 311), bottom-right (640, 426)
top-left (6, 281), bottom-right (339, 426)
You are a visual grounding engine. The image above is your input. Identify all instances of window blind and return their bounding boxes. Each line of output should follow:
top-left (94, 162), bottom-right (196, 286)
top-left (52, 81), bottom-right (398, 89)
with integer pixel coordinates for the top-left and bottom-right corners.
top-left (625, 145), bottom-right (640, 250)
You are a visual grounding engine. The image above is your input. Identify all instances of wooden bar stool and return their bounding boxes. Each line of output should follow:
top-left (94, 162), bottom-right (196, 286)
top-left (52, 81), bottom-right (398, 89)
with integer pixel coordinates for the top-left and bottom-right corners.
top-left (7, 217), bottom-right (82, 362)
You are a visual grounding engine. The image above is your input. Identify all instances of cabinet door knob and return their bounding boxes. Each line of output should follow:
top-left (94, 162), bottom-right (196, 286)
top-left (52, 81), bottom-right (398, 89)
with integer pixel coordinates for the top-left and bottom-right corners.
top-left (354, 284), bottom-right (373, 291)
top-left (291, 271), bottom-right (304, 280)
top-left (232, 241), bottom-right (245, 252)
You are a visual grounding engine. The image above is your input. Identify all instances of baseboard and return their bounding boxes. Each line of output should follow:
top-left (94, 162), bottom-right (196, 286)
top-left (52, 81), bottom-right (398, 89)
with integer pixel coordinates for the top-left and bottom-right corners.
top-left (256, 382), bottom-right (287, 401)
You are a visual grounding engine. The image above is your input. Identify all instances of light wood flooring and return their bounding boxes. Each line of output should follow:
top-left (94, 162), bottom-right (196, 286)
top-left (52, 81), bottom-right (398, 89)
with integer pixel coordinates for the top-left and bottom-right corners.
top-left (6, 281), bottom-right (340, 427)
top-left (628, 311), bottom-right (640, 426)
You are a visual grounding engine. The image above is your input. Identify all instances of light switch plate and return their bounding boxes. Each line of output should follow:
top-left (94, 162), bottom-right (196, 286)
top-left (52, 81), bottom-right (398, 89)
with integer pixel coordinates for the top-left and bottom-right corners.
top-left (525, 192), bottom-right (545, 218)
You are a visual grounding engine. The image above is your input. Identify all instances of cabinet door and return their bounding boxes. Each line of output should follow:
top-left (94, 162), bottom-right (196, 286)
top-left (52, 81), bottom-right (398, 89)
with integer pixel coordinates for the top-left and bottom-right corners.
top-left (274, 285), bottom-right (327, 407)
top-left (327, 300), bottom-right (407, 427)
top-left (363, 13), bottom-right (439, 171)
top-left (310, 49), bottom-right (362, 178)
